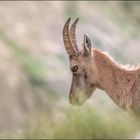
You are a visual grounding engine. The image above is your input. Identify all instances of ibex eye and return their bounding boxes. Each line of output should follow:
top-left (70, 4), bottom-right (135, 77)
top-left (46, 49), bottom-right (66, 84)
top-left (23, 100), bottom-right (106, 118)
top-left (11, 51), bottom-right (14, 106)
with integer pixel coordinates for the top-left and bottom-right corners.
top-left (71, 66), bottom-right (78, 72)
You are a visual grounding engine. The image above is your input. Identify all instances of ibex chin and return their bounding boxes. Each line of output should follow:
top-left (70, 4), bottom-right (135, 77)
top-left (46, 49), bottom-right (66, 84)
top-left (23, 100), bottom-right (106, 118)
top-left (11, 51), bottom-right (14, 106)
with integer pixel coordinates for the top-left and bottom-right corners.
top-left (63, 17), bottom-right (140, 114)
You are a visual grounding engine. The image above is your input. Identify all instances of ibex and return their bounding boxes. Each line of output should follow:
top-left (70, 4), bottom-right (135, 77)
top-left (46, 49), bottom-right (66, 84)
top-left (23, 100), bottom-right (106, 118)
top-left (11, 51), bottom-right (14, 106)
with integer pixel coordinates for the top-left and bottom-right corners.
top-left (63, 17), bottom-right (140, 114)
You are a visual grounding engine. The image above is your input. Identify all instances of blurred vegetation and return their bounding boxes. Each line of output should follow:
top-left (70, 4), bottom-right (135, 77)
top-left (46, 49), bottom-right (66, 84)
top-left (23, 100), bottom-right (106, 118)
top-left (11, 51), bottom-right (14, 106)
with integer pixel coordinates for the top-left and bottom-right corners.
top-left (0, 1), bottom-right (139, 139)
top-left (2, 105), bottom-right (140, 139)
top-left (0, 31), bottom-right (45, 81)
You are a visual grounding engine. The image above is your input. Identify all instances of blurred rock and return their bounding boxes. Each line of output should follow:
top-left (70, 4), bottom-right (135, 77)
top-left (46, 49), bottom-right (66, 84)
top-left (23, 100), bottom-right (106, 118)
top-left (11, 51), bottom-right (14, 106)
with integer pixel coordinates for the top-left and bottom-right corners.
top-left (0, 40), bottom-right (50, 134)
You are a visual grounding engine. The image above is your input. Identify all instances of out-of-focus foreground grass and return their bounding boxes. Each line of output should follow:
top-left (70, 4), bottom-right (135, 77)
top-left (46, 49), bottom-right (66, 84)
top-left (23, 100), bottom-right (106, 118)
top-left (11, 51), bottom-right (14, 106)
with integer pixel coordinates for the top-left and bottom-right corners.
top-left (25, 107), bottom-right (140, 139)
top-left (3, 104), bottom-right (140, 139)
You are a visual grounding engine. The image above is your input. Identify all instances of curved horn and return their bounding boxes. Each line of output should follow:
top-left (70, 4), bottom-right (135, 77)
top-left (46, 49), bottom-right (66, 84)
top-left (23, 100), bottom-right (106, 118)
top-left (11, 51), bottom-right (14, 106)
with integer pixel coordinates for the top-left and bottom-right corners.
top-left (69, 18), bottom-right (79, 51)
top-left (63, 17), bottom-right (76, 56)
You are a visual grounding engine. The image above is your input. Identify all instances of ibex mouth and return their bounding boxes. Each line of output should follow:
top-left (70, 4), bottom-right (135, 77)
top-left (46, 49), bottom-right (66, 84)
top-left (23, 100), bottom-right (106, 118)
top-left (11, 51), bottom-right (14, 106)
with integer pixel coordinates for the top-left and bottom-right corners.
top-left (69, 94), bottom-right (87, 106)
top-left (70, 99), bottom-right (85, 106)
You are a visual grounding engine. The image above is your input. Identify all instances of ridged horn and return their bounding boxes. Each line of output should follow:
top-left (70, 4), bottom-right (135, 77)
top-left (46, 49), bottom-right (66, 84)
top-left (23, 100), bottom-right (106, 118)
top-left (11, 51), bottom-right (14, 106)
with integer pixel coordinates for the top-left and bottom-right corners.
top-left (63, 17), bottom-right (76, 56)
top-left (69, 18), bottom-right (79, 52)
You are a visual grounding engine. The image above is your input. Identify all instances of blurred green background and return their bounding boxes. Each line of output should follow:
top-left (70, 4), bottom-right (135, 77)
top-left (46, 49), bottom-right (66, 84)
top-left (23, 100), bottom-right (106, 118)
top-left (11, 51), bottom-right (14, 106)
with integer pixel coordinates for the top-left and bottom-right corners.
top-left (0, 1), bottom-right (140, 139)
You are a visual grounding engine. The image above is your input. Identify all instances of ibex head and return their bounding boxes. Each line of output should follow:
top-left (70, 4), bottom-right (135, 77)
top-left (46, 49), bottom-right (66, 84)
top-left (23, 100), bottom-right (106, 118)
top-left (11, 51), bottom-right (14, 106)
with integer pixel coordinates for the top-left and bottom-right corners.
top-left (63, 18), bottom-right (98, 106)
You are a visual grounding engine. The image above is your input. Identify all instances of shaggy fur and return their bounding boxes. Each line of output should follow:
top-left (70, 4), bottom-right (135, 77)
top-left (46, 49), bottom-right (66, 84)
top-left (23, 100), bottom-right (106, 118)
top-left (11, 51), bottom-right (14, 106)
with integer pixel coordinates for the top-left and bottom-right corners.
top-left (93, 49), bottom-right (140, 113)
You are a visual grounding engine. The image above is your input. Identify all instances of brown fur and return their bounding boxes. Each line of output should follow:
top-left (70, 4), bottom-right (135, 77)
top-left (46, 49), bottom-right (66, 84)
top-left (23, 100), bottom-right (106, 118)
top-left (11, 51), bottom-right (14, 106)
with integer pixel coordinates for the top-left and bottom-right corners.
top-left (93, 49), bottom-right (140, 113)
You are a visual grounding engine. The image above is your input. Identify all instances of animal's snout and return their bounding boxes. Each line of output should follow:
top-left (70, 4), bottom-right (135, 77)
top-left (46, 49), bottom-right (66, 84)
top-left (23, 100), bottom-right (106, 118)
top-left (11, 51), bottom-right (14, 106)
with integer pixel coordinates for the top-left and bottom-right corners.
top-left (69, 94), bottom-right (85, 106)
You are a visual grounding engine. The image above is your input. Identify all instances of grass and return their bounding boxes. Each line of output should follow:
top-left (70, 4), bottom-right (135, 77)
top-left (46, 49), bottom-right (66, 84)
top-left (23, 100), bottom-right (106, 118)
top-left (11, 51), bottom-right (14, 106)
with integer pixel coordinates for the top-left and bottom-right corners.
top-left (19, 104), bottom-right (140, 139)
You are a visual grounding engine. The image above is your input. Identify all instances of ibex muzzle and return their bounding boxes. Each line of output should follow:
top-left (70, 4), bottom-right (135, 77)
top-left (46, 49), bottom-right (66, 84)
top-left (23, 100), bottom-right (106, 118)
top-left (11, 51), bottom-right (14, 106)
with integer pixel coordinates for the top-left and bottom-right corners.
top-left (63, 18), bottom-right (97, 106)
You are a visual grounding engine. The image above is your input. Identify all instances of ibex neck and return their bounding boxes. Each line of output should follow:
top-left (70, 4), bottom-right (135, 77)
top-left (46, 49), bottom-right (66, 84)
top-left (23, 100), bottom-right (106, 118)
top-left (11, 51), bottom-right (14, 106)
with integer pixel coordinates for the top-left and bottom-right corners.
top-left (94, 49), bottom-right (139, 108)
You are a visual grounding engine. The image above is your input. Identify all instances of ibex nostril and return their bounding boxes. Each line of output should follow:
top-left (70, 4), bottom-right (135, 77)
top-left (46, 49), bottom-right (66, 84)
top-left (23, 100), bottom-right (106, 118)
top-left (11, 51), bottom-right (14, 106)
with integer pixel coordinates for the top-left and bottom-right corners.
top-left (71, 66), bottom-right (78, 72)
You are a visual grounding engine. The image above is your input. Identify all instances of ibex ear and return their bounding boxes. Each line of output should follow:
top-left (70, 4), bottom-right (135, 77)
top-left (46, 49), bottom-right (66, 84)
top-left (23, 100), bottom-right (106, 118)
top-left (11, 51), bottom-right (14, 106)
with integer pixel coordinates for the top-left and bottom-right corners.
top-left (83, 34), bottom-right (92, 56)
